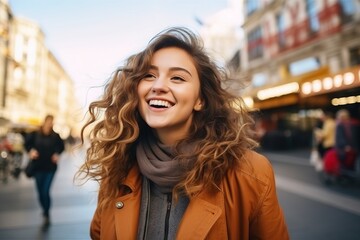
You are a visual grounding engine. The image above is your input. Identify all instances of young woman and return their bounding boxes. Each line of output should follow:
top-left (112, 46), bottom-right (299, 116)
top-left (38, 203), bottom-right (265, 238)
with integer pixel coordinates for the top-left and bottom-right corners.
top-left (77, 27), bottom-right (289, 239)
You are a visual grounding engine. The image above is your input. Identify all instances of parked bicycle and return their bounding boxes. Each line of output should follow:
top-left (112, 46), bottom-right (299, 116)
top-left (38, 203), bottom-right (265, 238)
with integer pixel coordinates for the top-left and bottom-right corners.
top-left (0, 133), bottom-right (25, 183)
top-left (0, 136), bottom-right (13, 183)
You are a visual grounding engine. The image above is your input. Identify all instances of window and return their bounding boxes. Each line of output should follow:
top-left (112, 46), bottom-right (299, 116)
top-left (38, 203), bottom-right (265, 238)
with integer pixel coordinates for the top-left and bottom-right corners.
top-left (349, 47), bottom-right (360, 66)
top-left (339, 0), bottom-right (356, 23)
top-left (276, 12), bottom-right (286, 49)
top-left (289, 57), bottom-right (320, 76)
top-left (246, 0), bottom-right (260, 16)
top-left (247, 26), bottom-right (263, 60)
top-left (252, 72), bottom-right (267, 87)
top-left (306, 0), bottom-right (319, 33)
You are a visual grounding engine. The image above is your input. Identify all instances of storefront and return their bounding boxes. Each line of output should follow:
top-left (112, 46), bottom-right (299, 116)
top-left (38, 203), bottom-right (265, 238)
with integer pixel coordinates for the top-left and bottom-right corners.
top-left (244, 66), bottom-right (360, 150)
top-left (244, 75), bottom-right (316, 150)
top-left (300, 65), bottom-right (360, 119)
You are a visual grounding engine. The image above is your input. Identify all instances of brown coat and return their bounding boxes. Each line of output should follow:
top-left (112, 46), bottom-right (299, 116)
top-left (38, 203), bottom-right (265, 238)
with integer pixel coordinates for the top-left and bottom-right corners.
top-left (90, 150), bottom-right (289, 240)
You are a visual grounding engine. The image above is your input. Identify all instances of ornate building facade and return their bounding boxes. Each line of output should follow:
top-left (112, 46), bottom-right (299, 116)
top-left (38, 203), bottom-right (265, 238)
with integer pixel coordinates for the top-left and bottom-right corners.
top-left (236, 0), bottom-right (360, 149)
top-left (0, 1), bottom-right (81, 137)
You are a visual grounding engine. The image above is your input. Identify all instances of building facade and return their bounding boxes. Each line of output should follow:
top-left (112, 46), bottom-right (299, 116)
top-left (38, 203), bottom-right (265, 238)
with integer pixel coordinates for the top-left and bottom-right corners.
top-left (0, 0), bottom-right (12, 129)
top-left (237, 0), bottom-right (360, 149)
top-left (0, 3), bottom-right (81, 138)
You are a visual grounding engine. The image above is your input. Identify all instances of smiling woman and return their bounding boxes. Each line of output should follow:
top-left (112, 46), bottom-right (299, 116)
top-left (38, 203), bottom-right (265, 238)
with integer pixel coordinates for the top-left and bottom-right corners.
top-left (76, 27), bottom-right (289, 240)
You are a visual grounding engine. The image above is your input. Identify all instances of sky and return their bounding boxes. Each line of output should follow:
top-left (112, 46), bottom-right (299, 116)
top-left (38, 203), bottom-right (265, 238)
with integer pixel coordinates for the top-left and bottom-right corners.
top-left (8, 0), bottom-right (230, 108)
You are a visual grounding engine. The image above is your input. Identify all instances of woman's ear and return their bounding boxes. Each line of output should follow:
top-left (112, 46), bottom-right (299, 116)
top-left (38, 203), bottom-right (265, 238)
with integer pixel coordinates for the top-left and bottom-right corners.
top-left (194, 100), bottom-right (203, 111)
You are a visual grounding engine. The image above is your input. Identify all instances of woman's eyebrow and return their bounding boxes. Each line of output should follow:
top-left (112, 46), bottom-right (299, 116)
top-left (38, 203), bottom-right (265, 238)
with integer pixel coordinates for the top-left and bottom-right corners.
top-left (150, 65), bottom-right (192, 77)
top-left (169, 67), bottom-right (192, 77)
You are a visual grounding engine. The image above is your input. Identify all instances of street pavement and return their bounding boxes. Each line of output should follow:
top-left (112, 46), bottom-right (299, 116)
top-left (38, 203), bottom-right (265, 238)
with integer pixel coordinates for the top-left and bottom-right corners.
top-left (0, 147), bottom-right (360, 239)
top-left (265, 149), bottom-right (360, 240)
top-left (0, 147), bottom-right (97, 240)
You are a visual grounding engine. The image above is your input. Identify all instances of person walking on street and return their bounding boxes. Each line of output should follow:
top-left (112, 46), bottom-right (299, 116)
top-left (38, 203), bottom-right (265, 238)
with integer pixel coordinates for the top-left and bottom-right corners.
top-left (76, 27), bottom-right (289, 239)
top-left (315, 111), bottom-right (336, 158)
top-left (25, 114), bottom-right (65, 229)
top-left (335, 109), bottom-right (359, 168)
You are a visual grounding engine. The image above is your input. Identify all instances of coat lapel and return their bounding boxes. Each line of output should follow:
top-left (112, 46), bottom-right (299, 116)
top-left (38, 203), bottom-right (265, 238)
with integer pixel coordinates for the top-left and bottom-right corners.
top-left (177, 186), bottom-right (227, 239)
top-left (114, 193), bottom-right (141, 239)
top-left (114, 165), bottom-right (142, 240)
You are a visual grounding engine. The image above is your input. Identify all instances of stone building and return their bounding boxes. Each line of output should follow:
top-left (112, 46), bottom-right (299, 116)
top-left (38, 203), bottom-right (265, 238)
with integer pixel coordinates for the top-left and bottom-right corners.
top-left (0, 1), bottom-right (81, 138)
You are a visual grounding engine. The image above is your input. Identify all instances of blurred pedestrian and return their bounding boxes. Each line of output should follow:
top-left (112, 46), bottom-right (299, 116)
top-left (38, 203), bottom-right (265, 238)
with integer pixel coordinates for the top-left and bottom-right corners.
top-left (65, 128), bottom-right (78, 152)
top-left (335, 109), bottom-right (359, 168)
top-left (76, 27), bottom-right (289, 239)
top-left (25, 114), bottom-right (65, 229)
top-left (310, 113), bottom-right (324, 169)
top-left (314, 111), bottom-right (336, 158)
top-left (7, 130), bottom-right (25, 179)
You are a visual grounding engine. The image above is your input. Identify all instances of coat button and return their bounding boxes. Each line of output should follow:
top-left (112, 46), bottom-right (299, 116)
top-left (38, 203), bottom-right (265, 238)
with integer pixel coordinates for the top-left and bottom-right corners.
top-left (115, 201), bottom-right (124, 209)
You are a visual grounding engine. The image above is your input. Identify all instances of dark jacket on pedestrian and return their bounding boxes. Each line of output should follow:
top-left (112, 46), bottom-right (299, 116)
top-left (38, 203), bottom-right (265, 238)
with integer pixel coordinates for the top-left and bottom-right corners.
top-left (25, 130), bottom-right (65, 172)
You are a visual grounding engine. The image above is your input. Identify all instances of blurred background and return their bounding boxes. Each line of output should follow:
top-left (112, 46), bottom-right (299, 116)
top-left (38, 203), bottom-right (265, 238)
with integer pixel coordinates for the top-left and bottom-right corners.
top-left (1, 0), bottom-right (360, 239)
top-left (0, 0), bottom-right (359, 148)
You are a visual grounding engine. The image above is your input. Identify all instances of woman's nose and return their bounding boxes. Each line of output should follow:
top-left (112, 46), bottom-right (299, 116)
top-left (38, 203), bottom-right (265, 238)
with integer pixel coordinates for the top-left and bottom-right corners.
top-left (151, 77), bottom-right (168, 93)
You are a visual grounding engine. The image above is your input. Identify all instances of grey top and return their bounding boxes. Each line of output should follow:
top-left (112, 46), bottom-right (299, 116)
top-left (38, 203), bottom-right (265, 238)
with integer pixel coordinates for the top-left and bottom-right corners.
top-left (137, 177), bottom-right (189, 240)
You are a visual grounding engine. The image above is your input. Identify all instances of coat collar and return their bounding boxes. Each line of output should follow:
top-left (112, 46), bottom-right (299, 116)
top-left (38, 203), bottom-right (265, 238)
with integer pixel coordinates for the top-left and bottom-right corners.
top-left (113, 165), bottom-right (227, 239)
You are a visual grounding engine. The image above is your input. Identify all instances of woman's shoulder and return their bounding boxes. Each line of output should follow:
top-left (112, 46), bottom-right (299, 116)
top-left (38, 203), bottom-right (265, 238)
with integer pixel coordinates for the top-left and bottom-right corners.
top-left (230, 149), bottom-right (274, 185)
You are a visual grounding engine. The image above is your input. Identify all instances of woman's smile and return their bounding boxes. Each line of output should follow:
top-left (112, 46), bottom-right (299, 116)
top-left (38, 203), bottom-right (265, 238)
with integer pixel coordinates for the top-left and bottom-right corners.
top-left (148, 99), bottom-right (175, 109)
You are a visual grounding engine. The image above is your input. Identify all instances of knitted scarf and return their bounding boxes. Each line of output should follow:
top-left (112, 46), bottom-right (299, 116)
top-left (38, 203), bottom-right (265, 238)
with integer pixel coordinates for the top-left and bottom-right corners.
top-left (136, 135), bottom-right (194, 193)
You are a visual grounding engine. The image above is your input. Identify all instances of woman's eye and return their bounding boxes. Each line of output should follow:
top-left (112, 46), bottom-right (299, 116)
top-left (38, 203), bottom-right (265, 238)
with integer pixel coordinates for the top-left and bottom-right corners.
top-left (172, 76), bottom-right (185, 81)
top-left (143, 74), bottom-right (155, 80)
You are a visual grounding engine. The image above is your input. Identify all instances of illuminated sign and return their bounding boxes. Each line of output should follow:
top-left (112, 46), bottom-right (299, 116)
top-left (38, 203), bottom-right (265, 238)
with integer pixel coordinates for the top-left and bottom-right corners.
top-left (257, 82), bottom-right (299, 100)
top-left (332, 95), bottom-right (360, 106)
top-left (300, 67), bottom-right (360, 97)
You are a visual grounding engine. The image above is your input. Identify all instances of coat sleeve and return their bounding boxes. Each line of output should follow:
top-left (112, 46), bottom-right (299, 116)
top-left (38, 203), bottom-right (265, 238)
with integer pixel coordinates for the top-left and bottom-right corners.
top-left (54, 133), bottom-right (65, 154)
top-left (249, 162), bottom-right (290, 240)
top-left (335, 124), bottom-right (347, 149)
top-left (24, 131), bottom-right (36, 152)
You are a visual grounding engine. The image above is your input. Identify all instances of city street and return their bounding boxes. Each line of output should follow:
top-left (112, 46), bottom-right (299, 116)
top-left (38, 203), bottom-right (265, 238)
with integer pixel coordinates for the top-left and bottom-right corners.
top-left (266, 150), bottom-right (360, 240)
top-left (0, 147), bottom-right (360, 239)
top-left (0, 147), bottom-right (97, 239)
top-left (1, 0), bottom-right (359, 239)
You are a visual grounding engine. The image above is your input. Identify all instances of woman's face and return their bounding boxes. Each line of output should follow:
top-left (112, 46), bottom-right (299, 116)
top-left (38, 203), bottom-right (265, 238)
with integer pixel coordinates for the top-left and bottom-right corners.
top-left (42, 118), bottom-right (53, 135)
top-left (137, 47), bottom-right (202, 145)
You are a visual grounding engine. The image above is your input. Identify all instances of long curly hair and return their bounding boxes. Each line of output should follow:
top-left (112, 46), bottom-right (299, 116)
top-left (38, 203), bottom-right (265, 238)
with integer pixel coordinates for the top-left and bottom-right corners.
top-left (76, 27), bottom-right (258, 208)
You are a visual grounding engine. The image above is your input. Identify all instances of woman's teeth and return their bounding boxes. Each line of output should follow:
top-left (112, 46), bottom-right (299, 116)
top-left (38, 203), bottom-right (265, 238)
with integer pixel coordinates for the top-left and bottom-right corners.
top-left (149, 99), bottom-right (172, 108)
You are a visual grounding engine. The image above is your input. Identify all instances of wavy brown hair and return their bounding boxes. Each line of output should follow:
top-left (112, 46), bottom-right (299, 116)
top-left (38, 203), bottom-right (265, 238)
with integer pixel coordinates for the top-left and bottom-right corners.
top-left (76, 27), bottom-right (258, 208)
